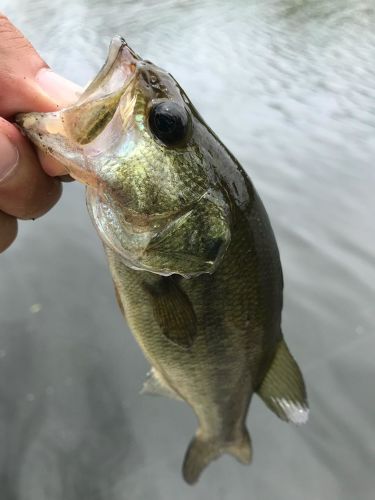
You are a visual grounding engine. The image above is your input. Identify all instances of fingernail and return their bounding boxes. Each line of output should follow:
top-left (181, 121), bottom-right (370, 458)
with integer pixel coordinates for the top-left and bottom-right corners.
top-left (35, 68), bottom-right (82, 107)
top-left (58, 174), bottom-right (75, 183)
top-left (0, 134), bottom-right (19, 183)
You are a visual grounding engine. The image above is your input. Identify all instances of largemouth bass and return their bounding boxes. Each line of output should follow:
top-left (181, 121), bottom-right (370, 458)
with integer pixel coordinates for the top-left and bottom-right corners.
top-left (17, 37), bottom-right (309, 484)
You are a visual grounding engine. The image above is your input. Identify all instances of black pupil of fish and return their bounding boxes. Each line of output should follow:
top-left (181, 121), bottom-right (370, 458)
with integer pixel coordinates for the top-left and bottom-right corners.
top-left (149, 102), bottom-right (189, 146)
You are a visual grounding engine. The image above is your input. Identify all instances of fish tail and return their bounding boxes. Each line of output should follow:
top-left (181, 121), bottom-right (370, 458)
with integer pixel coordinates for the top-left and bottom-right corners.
top-left (182, 428), bottom-right (252, 485)
top-left (225, 427), bottom-right (252, 464)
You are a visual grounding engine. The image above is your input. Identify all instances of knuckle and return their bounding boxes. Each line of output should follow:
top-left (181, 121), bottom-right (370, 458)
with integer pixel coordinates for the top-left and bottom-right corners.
top-left (0, 15), bottom-right (31, 51)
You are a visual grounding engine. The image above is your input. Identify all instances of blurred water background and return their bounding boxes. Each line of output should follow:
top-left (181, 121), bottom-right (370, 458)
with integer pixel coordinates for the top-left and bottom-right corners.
top-left (1, 0), bottom-right (375, 499)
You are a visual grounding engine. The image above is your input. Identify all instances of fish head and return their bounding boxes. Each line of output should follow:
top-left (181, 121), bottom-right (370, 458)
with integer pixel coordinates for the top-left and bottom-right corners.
top-left (16, 37), bottom-right (231, 276)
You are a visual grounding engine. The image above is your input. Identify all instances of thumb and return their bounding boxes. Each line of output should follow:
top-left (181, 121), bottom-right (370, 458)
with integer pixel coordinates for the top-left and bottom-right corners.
top-left (0, 13), bottom-right (81, 117)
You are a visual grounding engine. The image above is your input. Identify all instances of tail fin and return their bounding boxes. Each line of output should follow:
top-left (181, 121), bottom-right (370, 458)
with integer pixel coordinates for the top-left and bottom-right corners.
top-left (182, 429), bottom-right (252, 485)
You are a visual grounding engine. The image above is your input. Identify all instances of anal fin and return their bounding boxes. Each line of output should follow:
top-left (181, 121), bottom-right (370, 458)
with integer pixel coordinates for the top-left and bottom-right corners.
top-left (141, 367), bottom-right (182, 401)
top-left (257, 338), bottom-right (309, 425)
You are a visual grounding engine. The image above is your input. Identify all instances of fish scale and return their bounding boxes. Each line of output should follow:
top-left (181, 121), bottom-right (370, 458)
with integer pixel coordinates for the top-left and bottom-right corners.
top-left (16, 36), bottom-right (309, 485)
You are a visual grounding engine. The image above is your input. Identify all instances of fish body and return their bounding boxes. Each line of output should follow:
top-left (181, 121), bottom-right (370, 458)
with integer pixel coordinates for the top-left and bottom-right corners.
top-left (17, 37), bottom-right (308, 484)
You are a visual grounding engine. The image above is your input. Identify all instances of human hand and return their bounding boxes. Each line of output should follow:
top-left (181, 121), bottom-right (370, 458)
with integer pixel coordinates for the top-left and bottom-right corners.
top-left (0, 13), bottom-right (81, 252)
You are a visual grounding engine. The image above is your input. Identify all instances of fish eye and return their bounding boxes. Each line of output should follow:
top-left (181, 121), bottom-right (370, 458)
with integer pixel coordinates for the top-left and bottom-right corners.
top-left (148, 101), bottom-right (190, 147)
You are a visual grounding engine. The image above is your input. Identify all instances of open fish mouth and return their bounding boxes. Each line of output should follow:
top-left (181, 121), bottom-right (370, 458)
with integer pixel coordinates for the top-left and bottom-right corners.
top-left (72, 36), bottom-right (140, 107)
top-left (15, 37), bottom-right (141, 187)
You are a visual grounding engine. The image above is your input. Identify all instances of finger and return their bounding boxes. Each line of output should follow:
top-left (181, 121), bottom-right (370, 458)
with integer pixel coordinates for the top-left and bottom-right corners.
top-left (0, 13), bottom-right (81, 117)
top-left (0, 210), bottom-right (17, 253)
top-left (0, 119), bottom-right (62, 219)
top-left (0, 13), bottom-right (82, 179)
top-left (38, 149), bottom-right (69, 177)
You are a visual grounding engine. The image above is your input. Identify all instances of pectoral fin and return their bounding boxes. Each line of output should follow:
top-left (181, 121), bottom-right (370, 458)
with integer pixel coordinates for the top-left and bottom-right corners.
top-left (143, 277), bottom-right (197, 349)
top-left (257, 339), bottom-right (309, 424)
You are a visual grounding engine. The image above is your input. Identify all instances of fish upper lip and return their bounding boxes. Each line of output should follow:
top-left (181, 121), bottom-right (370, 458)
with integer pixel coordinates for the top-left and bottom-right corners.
top-left (116, 40), bottom-right (139, 82)
top-left (74, 37), bottom-right (140, 107)
top-left (113, 38), bottom-right (142, 83)
top-left (117, 36), bottom-right (141, 62)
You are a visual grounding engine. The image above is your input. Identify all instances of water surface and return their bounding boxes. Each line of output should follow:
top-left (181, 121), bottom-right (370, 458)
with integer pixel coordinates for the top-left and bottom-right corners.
top-left (1, 1), bottom-right (375, 499)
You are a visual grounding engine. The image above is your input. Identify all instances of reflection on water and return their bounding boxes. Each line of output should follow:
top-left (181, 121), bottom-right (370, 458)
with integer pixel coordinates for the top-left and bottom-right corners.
top-left (1, 0), bottom-right (375, 498)
top-left (0, 322), bottom-right (138, 500)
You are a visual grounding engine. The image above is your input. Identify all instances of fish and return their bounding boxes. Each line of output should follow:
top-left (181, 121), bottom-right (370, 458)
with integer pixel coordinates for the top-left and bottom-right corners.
top-left (16, 37), bottom-right (309, 484)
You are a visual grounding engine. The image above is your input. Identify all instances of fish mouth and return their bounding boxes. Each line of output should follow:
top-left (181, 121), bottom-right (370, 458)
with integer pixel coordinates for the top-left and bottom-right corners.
top-left (15, 37), bottom-right (141, 187)
top-left (74, 36), bottom-right (140, 106)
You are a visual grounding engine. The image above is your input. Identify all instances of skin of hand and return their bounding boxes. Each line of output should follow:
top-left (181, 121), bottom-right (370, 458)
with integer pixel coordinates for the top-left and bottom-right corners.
top-left (0, 13), bottom-right (81, 252)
